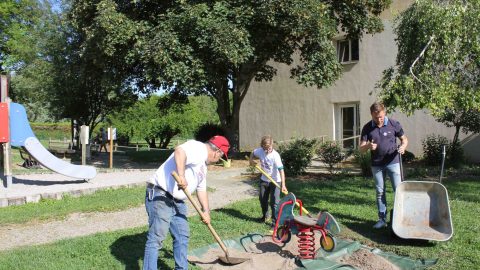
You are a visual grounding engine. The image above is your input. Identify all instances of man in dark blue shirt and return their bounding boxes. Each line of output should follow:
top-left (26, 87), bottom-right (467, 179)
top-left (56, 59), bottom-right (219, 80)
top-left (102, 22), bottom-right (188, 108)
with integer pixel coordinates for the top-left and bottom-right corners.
top-left (360, 102), bottom-right (408, 229)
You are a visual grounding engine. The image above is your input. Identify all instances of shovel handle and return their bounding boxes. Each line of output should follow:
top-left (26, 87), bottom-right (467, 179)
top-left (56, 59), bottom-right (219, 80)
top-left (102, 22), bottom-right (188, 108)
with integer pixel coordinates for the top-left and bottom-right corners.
top-left (171, 172), bottom-right (230, 256)
top-left (247, 158), bottom-right (312, 217)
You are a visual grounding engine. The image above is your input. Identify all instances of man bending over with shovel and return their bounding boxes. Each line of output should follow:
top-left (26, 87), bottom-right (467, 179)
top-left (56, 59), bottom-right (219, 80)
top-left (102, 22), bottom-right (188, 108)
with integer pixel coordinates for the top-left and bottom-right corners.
top-left (143, 135), bottom-right (230, 270)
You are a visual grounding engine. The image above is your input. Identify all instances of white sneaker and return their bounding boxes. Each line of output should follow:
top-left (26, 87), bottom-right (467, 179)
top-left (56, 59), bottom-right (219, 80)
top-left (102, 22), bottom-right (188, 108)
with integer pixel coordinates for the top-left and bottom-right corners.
top-left (373, 219), bottom-right (387, 229)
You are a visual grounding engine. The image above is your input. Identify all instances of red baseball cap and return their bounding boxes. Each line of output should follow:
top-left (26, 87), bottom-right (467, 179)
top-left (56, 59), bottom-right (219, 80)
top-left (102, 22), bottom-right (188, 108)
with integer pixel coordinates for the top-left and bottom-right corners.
top-left (209, 135), bottom-right (230, 159)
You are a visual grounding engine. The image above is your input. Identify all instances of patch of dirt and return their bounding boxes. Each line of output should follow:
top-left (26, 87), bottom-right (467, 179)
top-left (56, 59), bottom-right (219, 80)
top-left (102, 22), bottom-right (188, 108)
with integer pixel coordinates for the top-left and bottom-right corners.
top-left (189, 236), bottom-right (298, 270)
top-left (338, 248), bottom-right (399, 270)
top-left (189, 235), bottom-right (399, 270)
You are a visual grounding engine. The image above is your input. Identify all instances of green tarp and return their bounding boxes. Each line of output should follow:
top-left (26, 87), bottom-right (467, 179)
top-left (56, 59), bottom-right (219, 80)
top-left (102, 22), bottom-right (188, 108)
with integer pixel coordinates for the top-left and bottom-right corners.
top-left (189, 233), bottom-right (437, 270)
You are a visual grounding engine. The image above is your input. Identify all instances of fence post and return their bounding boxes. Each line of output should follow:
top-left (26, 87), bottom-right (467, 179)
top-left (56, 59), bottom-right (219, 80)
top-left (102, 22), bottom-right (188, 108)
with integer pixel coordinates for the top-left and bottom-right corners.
top-left (136, 144), bottom-right (138, 151)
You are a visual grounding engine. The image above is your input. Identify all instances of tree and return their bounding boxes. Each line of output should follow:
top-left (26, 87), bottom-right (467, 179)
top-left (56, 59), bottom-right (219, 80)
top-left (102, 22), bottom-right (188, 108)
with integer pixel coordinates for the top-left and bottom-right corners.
top-left (1, 0), bottom-right (57, 121)
top-left (377, 0), bottom-right (480, 145)
top-left (70, 0), bottom-right (392, 150)
top-left (0, 0), bottom-right (43, 73)
top-left (108, 94), bottom-right (218, 148)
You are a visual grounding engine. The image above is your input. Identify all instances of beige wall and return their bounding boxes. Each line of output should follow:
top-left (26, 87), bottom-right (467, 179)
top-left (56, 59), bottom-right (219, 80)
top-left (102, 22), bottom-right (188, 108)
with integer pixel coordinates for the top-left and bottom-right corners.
top-left (239, 14), bottom-right (480, 162)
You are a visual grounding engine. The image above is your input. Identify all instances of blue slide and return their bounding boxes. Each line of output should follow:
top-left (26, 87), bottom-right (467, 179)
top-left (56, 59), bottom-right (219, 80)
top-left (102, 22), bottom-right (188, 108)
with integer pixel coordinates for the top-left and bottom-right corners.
top-left (9, 103), bottom-right (96, 180)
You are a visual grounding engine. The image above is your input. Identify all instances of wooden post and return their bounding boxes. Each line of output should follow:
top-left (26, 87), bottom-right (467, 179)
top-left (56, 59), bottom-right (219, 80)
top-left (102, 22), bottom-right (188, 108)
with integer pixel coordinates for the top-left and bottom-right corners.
top-left (80, 125), bottom-right (89, 165)
top-left (109, 127), bottom-right (113, 169)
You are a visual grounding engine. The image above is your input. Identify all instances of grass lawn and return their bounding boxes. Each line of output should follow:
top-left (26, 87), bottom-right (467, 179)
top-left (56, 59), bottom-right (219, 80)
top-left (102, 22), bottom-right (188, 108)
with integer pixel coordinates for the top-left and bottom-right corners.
top-left (0, 173), bottom-right (478, 269)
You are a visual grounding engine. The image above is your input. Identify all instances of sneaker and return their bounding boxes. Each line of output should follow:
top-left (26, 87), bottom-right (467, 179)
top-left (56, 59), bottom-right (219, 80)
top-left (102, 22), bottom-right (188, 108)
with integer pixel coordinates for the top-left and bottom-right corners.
top-left (373, 219), bottom-right (387, 229)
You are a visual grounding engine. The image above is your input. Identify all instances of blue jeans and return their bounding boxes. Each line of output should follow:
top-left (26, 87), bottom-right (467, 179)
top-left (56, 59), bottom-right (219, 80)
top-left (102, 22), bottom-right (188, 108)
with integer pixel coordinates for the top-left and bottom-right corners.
top-left (371, 163), bottom-right (401, 220)
top-left (143, 186), bottom-right (189, 270)
top-left (259, 181), bottom-right (280, 225)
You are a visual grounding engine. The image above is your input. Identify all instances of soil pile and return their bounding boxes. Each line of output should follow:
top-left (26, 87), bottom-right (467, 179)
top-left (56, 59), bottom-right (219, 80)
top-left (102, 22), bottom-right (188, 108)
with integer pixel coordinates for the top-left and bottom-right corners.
top-left (189, 236), bottom-right (399, 270)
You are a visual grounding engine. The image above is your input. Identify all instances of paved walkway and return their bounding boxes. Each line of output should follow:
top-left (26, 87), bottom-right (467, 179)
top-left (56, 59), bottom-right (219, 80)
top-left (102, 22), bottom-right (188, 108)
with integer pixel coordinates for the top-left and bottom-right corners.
top-left (0, 167), bottom-right (258, 251)
top-left (0, 166), bottom-right (252, 207)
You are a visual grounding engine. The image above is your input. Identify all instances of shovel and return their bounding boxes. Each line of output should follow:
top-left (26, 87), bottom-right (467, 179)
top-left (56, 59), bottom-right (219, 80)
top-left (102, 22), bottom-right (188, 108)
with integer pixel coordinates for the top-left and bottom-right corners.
top-left (245, 156), bottom-right (313, 217)
top-left (171, 171), bottom-right (250, 265)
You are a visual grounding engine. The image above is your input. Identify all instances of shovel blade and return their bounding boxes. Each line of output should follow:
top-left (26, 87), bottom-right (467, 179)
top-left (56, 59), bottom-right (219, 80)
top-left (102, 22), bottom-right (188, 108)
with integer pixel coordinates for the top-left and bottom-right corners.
top-left (219, 255), bottom-right (250, 265)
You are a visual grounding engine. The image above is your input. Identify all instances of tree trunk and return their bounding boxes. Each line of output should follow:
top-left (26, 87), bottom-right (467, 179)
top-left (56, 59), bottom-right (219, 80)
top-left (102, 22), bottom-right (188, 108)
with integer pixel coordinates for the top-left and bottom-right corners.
top-left (145, 137), bottom-right (156, 148)
top-left (453, 125), bottom-right (461, 146)
top-left (213, 65), bottom-right (256, 153)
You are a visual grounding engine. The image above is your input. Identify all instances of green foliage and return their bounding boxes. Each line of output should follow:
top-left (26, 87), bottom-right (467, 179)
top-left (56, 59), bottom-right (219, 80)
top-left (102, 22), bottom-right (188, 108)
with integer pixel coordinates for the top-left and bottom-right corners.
top-left (448, 140), bottom-right (465, 168)
top-left (194, 122), bottom-right (226, 143)
top-left (69, 0), bottom-right (391, 147)
top-left (0, 0), bottom-right (44, 71)
top-left (108, 95), bottom-right (218, 148)
top-left (30, 122), bottom-right (70, 140)
top-left (316, 141), bottom-right (345, 174)
top-left (353, 150), bottom-right (372, 177)
top-left (422, 134), bottom-right (464, 167)
top-left (278, 137), bottom-right (318, 176)
top-left (401, 150), bottom-right (416, 163)
top-left (422, 134), bottom-right (449, 166)
top-left (378, 0), bottom-right (480, 142)
top-left (3, 0), bottom-right (60, 121)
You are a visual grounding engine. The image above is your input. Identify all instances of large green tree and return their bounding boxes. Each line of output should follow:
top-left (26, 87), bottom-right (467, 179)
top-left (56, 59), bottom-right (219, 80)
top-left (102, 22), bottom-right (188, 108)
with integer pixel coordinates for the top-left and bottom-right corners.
top-left (0, 0), bottom-right (43, 72)
top-left (108, 94), bottom-right (218, 148)
top-left (70, 0), bottom-right (391, 149)
top-left (377, 0), bottom-right (480, 145)
top-left (1, 0), bottom-right (55, 120)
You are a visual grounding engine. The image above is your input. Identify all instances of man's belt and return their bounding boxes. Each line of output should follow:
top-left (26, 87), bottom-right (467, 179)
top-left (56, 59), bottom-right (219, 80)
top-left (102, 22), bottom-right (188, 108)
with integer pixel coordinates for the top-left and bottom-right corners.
top-left (146, 183), bottom-right (181, 202)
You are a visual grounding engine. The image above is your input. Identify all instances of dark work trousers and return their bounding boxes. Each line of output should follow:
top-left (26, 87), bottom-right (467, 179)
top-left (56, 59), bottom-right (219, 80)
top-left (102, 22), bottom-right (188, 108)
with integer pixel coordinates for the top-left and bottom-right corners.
top-left (259, 180), bottom-right (281, 226)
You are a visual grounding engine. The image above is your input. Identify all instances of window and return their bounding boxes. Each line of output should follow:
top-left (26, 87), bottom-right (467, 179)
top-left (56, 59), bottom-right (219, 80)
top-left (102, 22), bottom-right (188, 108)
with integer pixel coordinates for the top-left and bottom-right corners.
top-left (335, 103), bottom-right (360, 149)
top-left (337, 39), bottom-right (359, 64)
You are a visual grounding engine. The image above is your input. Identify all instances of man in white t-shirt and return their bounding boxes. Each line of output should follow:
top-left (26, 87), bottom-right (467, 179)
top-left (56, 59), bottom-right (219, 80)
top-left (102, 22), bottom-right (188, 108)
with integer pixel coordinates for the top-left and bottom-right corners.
top-left (249, 135), bottom-right (287, 227)
top-left (143, 135), bottom-right (230, 270)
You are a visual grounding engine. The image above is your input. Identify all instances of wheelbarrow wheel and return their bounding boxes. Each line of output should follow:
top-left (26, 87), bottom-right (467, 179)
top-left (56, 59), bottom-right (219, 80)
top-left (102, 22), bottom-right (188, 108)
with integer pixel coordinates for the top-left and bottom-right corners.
top-left (275, 225), bottom-right (292, 243)
top-left (320, 232), bottom-right (336, 252)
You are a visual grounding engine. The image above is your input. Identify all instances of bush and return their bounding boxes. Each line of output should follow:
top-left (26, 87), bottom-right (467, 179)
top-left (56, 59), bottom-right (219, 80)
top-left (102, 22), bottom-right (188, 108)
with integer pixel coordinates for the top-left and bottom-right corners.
top-left (422, 134), bottom-right (449, 166)
top-left (422, 134), bottom-right (464, 167)
top-left (448, 141), bottom-right (465, 168)
top-left (316, 141), bottom-right (345, 174)
top-left (278, 138), bottom-right (318, 176)
top-left (353, 150), bottom-right (372, 177)
top-left (194, 123), bottom-right (226, 143)
top-left (401, 150), bottom-right (416, 162)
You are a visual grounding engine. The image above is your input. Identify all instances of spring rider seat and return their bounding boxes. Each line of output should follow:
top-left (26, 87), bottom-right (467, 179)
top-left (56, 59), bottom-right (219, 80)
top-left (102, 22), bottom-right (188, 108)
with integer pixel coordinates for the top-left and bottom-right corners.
top-left (272, 193), bottom-right (341, 259)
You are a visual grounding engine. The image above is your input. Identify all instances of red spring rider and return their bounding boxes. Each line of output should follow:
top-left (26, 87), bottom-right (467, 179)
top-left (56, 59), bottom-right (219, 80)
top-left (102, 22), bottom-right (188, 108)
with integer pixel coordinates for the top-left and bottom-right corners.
top-left (272, 193), bottom-right (340, 259)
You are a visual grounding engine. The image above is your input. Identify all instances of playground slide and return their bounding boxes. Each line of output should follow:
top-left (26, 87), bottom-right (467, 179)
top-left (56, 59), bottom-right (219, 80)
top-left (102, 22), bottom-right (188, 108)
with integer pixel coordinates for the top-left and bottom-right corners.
top-left (9, 103), bottom-right (96, 180)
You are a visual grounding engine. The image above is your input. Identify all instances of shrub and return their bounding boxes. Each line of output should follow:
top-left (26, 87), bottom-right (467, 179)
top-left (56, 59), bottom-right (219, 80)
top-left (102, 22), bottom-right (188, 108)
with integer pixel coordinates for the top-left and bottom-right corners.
top-left (353, 150), bottom-right (372, 177)
top-left (448, 141), bottom-right (465, 168)
top-left (193, 123), bottom-right (226, 142)
top-left (278, 138), bottom-right (318, 176)
top-left (316, 141), bottom-right (345, 174)
top-left (401, 150), bottom-right (416, 162)
top-left (422, 134), bottom-right (464, 167)
top-left (422, 134), bottom-right (449, 166)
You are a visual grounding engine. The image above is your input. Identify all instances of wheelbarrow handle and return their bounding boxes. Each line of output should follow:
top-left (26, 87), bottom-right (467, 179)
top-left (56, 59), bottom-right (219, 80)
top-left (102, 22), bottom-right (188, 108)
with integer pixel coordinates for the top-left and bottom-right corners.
top-left (171, 171), bottom-right (230, 257)
top-left (397, 146), bottom-right (404, 182)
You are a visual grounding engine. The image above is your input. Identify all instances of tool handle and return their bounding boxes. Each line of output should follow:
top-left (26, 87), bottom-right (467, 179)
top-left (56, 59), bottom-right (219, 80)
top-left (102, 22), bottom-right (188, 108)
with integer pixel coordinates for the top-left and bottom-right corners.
top-left (171, 172), bottom-right (229, 255)
top-left (253, 164), bottom-right (311, 217)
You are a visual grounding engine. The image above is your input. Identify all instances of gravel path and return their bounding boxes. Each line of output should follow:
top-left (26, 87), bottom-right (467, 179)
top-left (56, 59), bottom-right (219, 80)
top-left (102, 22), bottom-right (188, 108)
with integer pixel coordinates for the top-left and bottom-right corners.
top-left (0, 168), bottom-right (258, 251)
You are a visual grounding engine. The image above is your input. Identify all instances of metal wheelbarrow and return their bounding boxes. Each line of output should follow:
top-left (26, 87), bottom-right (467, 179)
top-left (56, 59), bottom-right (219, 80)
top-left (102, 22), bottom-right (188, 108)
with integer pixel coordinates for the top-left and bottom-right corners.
top-left (392, 145), bottom-right (453, 241)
